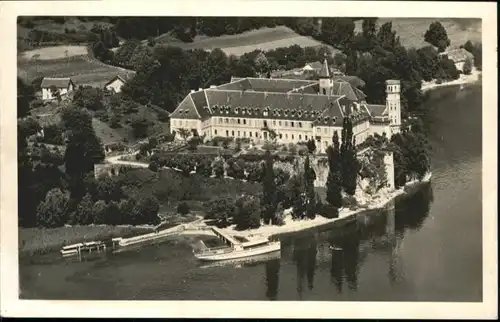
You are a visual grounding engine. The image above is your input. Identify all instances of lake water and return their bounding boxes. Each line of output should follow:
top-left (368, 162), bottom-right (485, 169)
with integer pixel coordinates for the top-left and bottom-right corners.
top-left (19, 83), bottom-right (483, 301)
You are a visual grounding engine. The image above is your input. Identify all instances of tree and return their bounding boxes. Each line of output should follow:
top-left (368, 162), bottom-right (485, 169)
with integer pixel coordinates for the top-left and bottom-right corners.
top-left (72, 86), bottom-right (104, 111)
top-left (463, 57), bottom-right (473, 75)
top-left (234, 195), bottom-right (261, 230)
top-left (204, 197), bottom-right (235, 228)
top-left (177, 202), bottom-right (190, 215)
top-left (177, 128), bottom-right (191, 140)
top-left (130, 115), bottom-right (152, 138)
top-left (289, 174), bottom-right (306, 220)
top-left (18, 77), bottom-right (35, 118)
top-left (424, 21), bottom-right (451, 53)
top-left (306, 139), bottom-right (316, 154)
top-left (62, 106), bottom-right (105, 197)
top-left (132, 195), bottom-right (160, 225)
top-left (304, 156), bottom-right (317, 219)
top-left (326, 131), bottom-right (342, 208)
top-left (96, 176), bottom-right (123, 202)
top-left (340, 117), bottom-right (358, 196)
top-left (92, 200), bottom-right (108, 224)
top-left (261, 150), bottom-right (278, 225)
top-left (69, 193), bottom-right (94, 225)
top-left (36, 188), bottom-right (70, 228)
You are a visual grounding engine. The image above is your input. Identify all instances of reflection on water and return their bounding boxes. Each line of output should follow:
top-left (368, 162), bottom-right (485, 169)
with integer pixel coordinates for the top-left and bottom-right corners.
top-left (264, 183), bottom-right (434, 300)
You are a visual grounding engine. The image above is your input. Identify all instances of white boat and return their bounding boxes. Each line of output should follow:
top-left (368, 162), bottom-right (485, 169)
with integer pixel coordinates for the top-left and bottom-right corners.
top-left (194, 237), bottom-right (281, 261)
top-left (199, 250), bottom-right (281, 269)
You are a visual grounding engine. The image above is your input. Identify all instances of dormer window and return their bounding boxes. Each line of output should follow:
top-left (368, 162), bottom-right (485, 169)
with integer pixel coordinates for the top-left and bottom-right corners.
top-left (325, 117), bottom-right (330, 122)
top-left (248, 109), bottom-right (252, 115)
top-left (297, 111), bottom-right (302, 118)
top-left (235, 107), bottom-right (239, 114)
top-left (291, 110), bottom-right (296, 117)
top-left (263, 107), bottom-right (269, 117)
top-left (284, 110), bottom-right (288, 117)
top-left (332, 116), bottom-right (337, 123)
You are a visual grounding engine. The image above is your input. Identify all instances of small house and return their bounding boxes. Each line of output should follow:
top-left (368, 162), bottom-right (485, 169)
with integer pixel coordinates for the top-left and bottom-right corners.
top-left (440, 48), bottom-right (475, 72)
top-left (104, 75), bottom-right (127, 94)
top-left (302, 61), bottom-right (323, 72)
top-left (41, 77), bottom-right (75, 101)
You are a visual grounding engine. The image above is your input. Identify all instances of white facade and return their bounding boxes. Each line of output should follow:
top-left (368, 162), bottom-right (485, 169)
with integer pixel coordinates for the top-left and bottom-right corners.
top-left (386, 80), bottom-right (401, 136)
top-left (105, 76), bottom-right (126, 93)
top-left (42, 82), bottom-right (74, 100)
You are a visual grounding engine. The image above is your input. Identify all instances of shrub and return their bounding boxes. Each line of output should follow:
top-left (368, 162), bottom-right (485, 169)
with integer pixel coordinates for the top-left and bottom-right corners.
top-left (318, 203), bottom-right (339, 219)
top-left (177, 202), bottom-right (190, 215)
top-left (148, 161), bottom-right (159, 172)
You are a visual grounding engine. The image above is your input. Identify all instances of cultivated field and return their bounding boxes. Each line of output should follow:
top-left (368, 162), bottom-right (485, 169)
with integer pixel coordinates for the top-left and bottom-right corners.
top-left (18, 53), bottom-right (135, 88)
top-left (21, 45), bottom-right (89, 60)
top-left (156, 26), bottom-right (337, 56)
top-left (354, 18), bottom-right (482, 49)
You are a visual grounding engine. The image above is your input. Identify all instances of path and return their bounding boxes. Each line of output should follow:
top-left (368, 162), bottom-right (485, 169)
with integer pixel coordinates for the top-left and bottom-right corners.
top-left (105, 151), bottom-right (149, 168)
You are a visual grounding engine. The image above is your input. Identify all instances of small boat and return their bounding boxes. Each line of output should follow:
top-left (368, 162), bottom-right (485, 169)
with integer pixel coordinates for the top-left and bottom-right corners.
top-left (194, 237), bottom-right (281, 261)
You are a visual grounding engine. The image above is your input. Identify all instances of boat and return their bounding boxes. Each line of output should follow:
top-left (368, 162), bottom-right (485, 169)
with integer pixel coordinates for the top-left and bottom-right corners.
top-left (194, 236), bottom-right (281, 261)
top-left (329, 245), bottom-right (343, 251)
top-left (198, 250), bottom-right (281, 269)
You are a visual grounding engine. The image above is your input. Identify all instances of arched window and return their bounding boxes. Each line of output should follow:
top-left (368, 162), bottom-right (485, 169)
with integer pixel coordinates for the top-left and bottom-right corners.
top-left (323, 88), bottom-right (327, 95)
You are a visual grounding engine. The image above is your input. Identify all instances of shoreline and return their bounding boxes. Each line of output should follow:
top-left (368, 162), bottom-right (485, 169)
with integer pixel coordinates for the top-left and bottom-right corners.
top-left (421, 68), bottom-right (481, 92)
top-left (220, 172), bottom-right (432, 240)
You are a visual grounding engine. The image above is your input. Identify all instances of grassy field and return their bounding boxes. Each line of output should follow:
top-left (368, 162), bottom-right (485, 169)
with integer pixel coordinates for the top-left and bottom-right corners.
top-left (155, 26), bottom-right (338, 56)
top-left (354, 18), bottom-right (482, 49)
top-left (19, 225), bottom-right (153, 257)
top-left (21, 45), bottom-right (89, 60)
top-left (18, 49), bottom-right (135, 88)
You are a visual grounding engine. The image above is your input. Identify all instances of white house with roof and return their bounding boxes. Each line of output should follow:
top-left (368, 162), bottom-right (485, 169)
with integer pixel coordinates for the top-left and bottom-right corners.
top-left (41, 77), bottom-right (75, 101)
top-left (440, 48), bottom-right (475, 72)
top-left (169, 58), bottom-right (401, 153)
top-left (104, 75), bottom-right (127, 94)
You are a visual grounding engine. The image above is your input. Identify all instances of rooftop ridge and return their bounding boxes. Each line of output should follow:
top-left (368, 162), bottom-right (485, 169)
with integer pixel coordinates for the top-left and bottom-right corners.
top-left (204, 88), bottom-right (342, 99)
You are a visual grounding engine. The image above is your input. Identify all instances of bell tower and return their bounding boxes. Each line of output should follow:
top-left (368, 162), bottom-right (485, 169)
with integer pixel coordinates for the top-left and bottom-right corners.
top-left (318, 53), bottom-right (333, 96)
top-left (386, 79), bottom-right (401, 135)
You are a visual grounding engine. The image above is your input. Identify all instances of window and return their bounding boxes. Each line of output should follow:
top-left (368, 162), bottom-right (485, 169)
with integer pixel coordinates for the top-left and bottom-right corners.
top-left (250, 132), bottom-right (252, 137)
top-left (323, 88), bottom-right (326, 95)
top-left (235, 107), bottom-right (239, 114)
top-left (305, 135), bottom-right (308, 140)
top-left (285, 134), bottom-right (288, 139)
top-left (237, 131), bottom-right (240, 136)
top-left (285, 121), bottom-right (289, 127)
top-left (243, 119), bottom-right (247, 125)
top-left (292, 134), bottom-right (295, 140)
top-left (243, 131), bottom-right (246, 137)
top-left (255, 132), bottom-right (258, 138)
top-left (232, 131), bottom-right (235, 136)
top-left (214, 129), bottom-right (218, 135)
top-left (237, 119), bottom-right (241, 124)
top-left (279, 121), bottom-right (282, 126)
top-left (225, 118), bottom-right (229, 124)
top-left (291, 121), bottom-right (295, 127)
top-left (273, 120), bottom-right (276, 126)
top-left (299, 134), bottom-right (302, 140)
top-left (226, 130), bottom-right (229, 136)
top-left (279, 133), bottom-right (283, 139)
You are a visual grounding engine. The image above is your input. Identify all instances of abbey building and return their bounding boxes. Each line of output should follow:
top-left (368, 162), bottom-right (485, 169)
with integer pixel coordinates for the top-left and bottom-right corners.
top-left (169, 58), bottom-right (401, 153)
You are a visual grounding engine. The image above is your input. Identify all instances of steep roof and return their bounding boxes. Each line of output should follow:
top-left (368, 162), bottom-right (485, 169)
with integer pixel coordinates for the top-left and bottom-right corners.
top-left (104, 75), bottom-right (127, 87)
top-left (332, 76), bottom-right (366, 89)
top-left (330, 81), bottom-right (367, 101)
top-left (444, 48), bottom-right (474, 62)
top-left (304, 61), bottom-right (323, 70)
top-left (169, 93), bottom-right (201, 119)
top-left (319, 59), bottom-right (330, 78)
top-left (41, 77), bottom-right (74, 89)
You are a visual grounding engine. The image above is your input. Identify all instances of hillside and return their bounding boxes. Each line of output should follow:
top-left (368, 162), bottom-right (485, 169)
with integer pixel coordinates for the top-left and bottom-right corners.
top-left (354, 18), bottom-right (481, 49)
top-left (17, 47), bottom-right (135, 88)
top-left (150, 26), bottom-right (339, 56)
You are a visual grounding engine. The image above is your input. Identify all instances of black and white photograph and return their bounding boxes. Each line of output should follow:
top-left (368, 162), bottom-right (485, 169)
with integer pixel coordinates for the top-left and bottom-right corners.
top-left (0, 0), bottom-right (497, 319)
